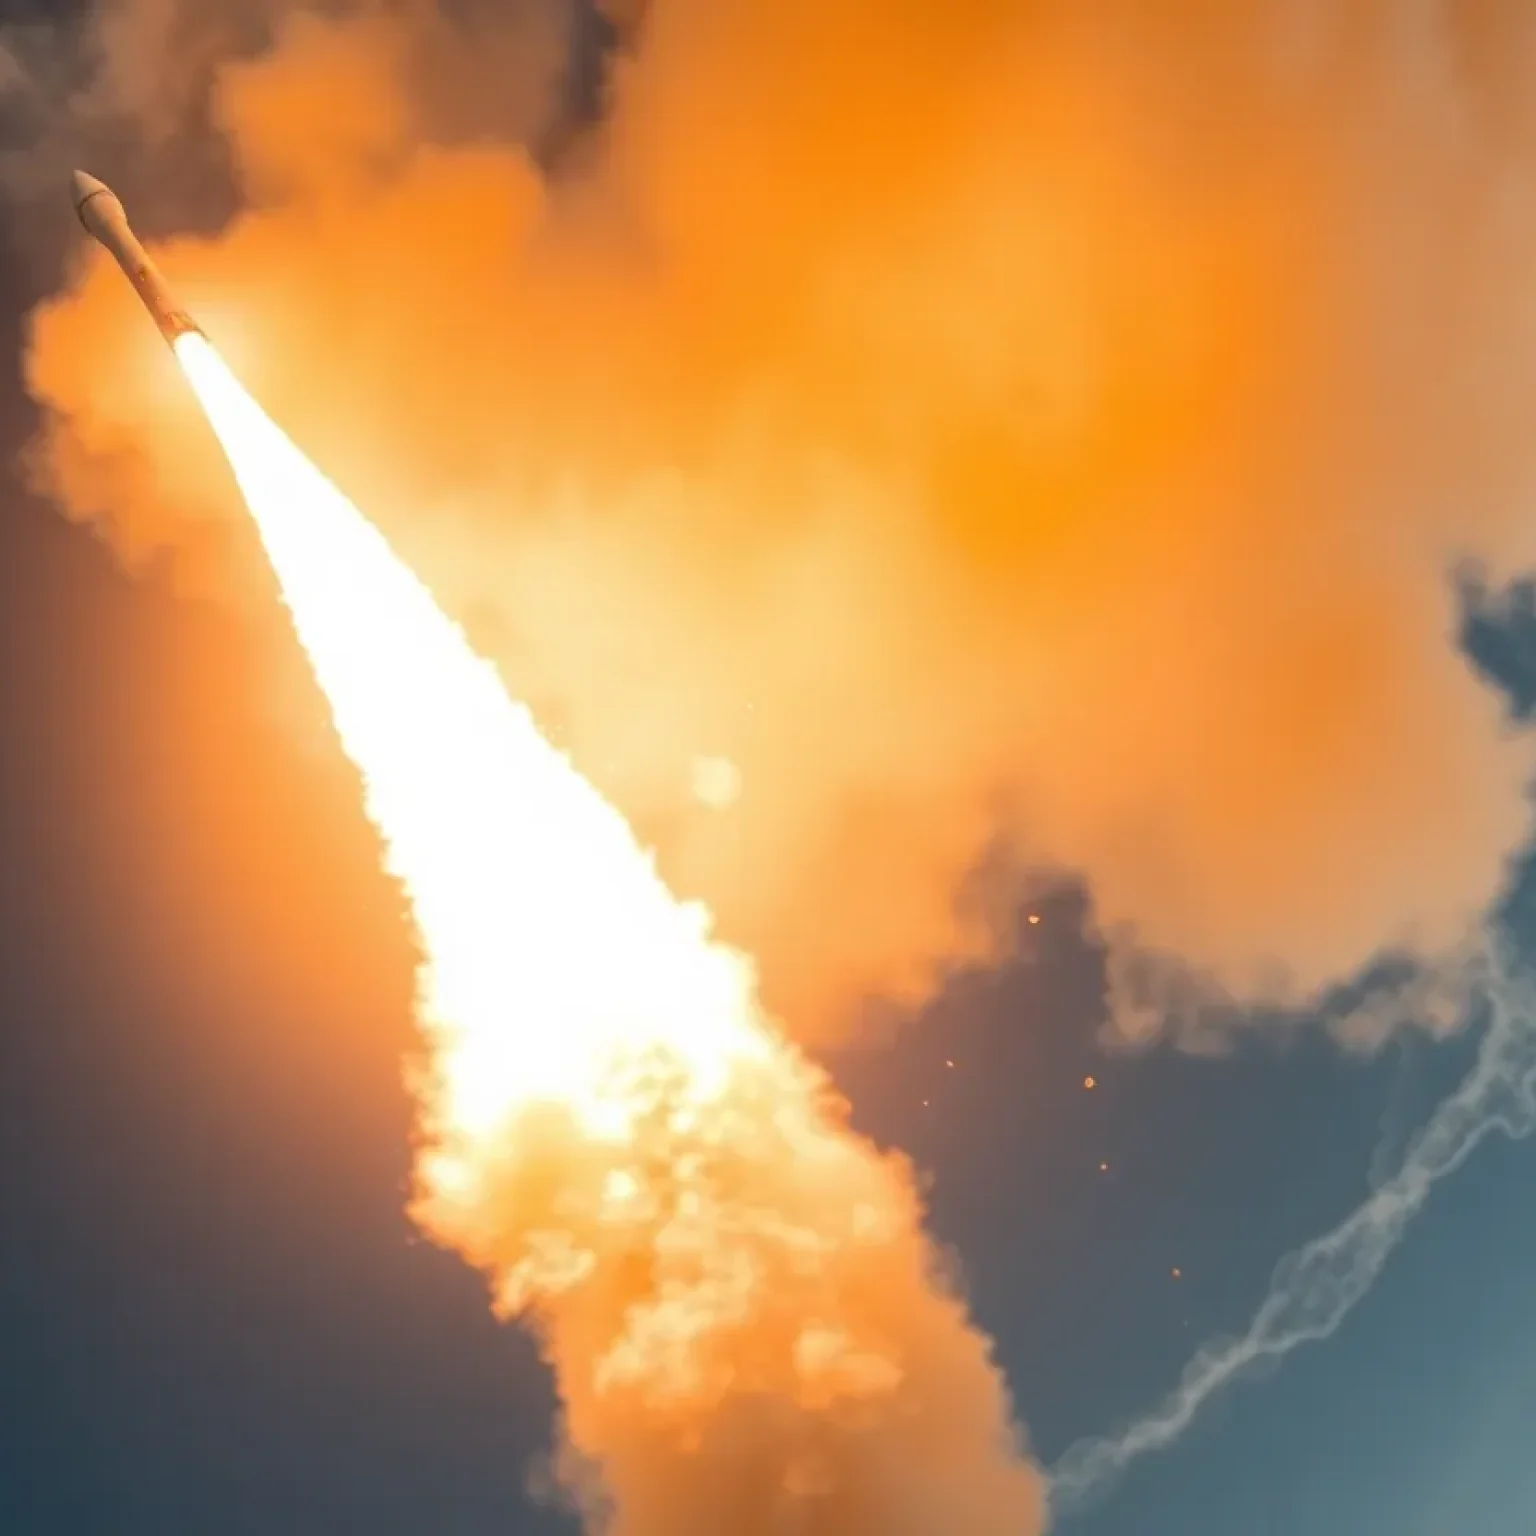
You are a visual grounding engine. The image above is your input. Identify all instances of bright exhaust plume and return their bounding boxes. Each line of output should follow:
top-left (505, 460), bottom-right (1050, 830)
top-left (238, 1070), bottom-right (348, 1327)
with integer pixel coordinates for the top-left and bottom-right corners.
top-left (173, 330), bottom-right (1044, 1534)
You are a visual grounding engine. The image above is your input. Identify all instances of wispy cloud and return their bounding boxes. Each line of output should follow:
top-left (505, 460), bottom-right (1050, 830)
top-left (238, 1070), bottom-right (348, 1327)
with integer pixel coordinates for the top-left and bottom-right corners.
top-left (1050, 942), bottom-right (1536, 1517)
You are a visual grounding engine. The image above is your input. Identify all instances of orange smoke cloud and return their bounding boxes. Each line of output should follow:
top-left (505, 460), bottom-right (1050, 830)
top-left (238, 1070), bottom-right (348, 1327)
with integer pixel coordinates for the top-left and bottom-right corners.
top-left (442, 1063), bottom-right (1045, 1535)
top-left (23, 2), bottom-right (1536, 1042)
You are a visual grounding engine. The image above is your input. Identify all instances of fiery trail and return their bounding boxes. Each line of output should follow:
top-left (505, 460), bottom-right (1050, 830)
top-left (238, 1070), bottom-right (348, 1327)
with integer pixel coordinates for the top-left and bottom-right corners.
top-left (174, 332), bottom-right (1043, 1534)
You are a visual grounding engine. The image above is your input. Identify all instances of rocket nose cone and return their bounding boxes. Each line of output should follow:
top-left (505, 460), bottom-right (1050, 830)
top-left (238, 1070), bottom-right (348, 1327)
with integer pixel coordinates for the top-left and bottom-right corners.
top-left (71, 169), bottom-right (111, 212)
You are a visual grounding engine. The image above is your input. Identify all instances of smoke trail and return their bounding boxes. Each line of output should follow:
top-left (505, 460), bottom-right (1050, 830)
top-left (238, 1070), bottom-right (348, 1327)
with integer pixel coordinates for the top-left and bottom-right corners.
top-left (175, 332), bottom-right (1049, 1536)
top-left (1049, 942), bottom-right (1536, 1517)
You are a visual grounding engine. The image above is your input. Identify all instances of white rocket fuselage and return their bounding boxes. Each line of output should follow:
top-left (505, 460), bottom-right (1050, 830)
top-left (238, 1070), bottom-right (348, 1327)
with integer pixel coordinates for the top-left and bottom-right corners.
top-left (70, 171), bottom-right (202, 346)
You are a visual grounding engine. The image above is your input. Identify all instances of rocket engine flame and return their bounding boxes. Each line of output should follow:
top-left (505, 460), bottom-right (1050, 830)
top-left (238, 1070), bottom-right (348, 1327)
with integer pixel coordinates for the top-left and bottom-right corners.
top-left (173, 330), bottom-right (1044, 1533)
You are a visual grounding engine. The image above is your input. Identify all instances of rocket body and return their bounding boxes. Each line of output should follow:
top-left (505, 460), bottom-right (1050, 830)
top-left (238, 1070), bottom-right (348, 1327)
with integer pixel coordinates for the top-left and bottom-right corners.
top-left (70, 171), bottom-right (201, 346)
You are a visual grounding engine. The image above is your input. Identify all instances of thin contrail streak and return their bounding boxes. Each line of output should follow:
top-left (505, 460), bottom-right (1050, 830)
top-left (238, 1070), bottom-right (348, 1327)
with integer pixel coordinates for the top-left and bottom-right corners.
top-left (1050, 944), bottom-right (1536, 1519)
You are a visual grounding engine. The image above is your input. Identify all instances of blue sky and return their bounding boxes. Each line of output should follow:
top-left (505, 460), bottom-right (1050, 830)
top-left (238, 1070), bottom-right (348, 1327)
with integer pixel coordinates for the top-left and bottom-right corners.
top-left (838, 866), bottom-right (1536, 1535)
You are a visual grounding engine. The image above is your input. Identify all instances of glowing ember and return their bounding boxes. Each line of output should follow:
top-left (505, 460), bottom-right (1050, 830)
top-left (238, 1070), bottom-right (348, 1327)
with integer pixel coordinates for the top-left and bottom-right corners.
top-left (173, 333), bottom-right (1045, 1532)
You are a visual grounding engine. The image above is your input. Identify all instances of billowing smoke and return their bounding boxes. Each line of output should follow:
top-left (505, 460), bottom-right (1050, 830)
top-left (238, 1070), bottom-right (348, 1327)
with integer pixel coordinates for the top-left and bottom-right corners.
top-left (19, 2), bottom-right (1536, 1047)
top-left (422, 1046), bottom-right (1048, 1536)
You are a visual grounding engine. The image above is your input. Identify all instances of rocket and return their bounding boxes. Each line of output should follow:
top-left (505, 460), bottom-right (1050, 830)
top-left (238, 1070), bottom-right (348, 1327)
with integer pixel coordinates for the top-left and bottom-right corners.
top-left (70, 170), bottom-right (202, 346)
